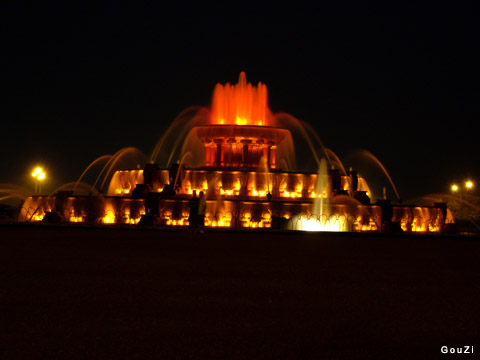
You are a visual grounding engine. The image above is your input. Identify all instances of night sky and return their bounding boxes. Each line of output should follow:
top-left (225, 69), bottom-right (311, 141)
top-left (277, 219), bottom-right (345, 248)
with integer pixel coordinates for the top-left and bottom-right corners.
top-left (2, 2), bottom-right (479, 201)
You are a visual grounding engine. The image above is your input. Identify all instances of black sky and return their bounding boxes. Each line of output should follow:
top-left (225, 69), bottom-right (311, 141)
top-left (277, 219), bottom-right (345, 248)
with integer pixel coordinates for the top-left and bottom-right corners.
top-left (1, 2), bottom-right (479, 200)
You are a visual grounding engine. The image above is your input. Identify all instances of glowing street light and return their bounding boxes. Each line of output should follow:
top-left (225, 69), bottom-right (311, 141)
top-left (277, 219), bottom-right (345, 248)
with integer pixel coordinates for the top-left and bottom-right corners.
top-left (451, 180), bottom-right (475, 197)
top-left (32, 167), bottom-right (46, 194)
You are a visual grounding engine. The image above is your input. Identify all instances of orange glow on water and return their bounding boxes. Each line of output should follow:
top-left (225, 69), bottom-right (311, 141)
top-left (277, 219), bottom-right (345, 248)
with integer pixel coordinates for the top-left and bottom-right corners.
top-left (395, 207), bottom-right (443, 233)
top-left (103, 212), bottom-right (115, 224)
top-left (31, 213), bottom-right (46, 222)
top-left (102, 202), bottom-right (116, 224)
top-left (354, 217), bottom-right (378, 232)
top-left (210, 72), bottom-right (272, 126)
top-left (204, 211), bottom-right (233, 228)
top-left (123, 211), bottom-right (143, 224)
top-left (166, 218), bottom-right (188, 226)
top-left (69, 216), bottom-right (84, 223)
top-left (108, 170), bottom-right (144, 196)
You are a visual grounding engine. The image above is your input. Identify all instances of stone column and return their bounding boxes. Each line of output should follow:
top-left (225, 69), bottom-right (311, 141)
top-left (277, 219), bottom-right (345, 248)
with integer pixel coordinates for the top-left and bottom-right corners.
top-left (241, 139), bottom-right (252, 167)
top-left (214, 139), bottom-right (224, 167)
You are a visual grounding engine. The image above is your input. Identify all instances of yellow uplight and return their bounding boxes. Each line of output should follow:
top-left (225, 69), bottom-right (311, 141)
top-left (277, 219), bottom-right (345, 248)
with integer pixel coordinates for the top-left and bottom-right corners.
top-left (466, 181), bottom-right (473, 189)
top-left (451, 184), bottom-right (458, 192)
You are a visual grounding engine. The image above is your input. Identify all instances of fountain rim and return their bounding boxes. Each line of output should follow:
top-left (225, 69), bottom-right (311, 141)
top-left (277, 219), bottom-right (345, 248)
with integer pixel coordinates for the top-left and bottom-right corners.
top-left (25, 193), bottom-right (443, 208)
top-left (188, 124), bottom-right (292, 131)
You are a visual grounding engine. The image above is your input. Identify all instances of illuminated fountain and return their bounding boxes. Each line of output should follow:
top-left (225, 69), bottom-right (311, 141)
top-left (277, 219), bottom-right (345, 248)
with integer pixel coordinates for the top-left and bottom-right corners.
top-left (18, 72), bottom-right (453, 232)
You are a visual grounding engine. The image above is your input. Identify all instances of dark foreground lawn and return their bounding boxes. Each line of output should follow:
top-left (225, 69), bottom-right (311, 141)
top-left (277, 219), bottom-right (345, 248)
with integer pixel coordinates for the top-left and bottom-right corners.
top-left (0, 225), bottom-right (479, 359)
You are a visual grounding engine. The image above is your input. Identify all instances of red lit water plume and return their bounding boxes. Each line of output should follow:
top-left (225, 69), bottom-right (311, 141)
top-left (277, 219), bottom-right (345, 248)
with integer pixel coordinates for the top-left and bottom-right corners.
top-left (210, 72), bottom-right (273, 126)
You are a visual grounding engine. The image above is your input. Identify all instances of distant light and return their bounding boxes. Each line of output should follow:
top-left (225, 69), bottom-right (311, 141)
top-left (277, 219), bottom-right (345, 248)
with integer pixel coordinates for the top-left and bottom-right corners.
top-left (451, 184), bottom-right (458, 192)
top-left (466, 181), bottom-right (473, 189)
top-left (32, 167), bottom-right (43, 177)
top-left (32, 167), bottom-right (46, 181)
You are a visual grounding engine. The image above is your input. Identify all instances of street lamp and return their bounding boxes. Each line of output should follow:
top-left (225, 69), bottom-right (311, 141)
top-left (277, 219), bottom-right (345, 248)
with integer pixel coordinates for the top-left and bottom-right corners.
top-left (32, 167), bottom-right (46, 195)
top-left (450, 180), bottom-right (475, 198)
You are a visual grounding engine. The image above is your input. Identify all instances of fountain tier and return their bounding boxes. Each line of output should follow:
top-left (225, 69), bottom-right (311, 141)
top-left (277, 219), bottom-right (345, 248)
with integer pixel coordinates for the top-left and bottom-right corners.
top-left (183, 125), bottom-right (294, 169)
